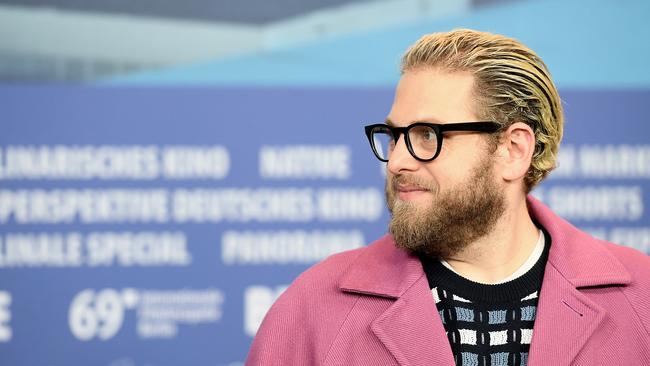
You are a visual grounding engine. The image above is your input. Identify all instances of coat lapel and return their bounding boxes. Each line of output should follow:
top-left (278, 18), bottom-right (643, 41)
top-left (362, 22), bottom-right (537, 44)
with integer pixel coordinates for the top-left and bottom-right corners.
top-left (339, 236), bottom-right (454, 366)
top-left (370, 276), bottom-right (455, 366)
top-left (527, 197), bottom-right (631, 365)
top-left (527, 264), bottom-right (606, 365)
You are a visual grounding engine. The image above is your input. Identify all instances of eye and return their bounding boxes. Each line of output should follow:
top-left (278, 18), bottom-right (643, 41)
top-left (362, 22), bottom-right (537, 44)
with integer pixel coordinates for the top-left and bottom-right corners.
top-left (411, 126), bottom-right (436, 143)
top-left (423, 130), bottom-right (436, 142)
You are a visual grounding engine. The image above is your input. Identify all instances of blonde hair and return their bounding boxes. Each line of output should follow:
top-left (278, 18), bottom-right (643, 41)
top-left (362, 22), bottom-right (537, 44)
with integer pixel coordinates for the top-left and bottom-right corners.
top-left (401, 29), bottom-right (563, 191)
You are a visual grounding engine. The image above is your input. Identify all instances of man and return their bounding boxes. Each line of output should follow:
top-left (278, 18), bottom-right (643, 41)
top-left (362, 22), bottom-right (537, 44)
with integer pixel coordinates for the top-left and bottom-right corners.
top-left (246, 29), bottom-right (650, 365)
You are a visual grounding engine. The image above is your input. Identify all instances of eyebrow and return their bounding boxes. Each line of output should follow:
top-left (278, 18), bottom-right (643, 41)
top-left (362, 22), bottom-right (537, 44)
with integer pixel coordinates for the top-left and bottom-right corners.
top-left (384, 117), bottom-right (444, 127)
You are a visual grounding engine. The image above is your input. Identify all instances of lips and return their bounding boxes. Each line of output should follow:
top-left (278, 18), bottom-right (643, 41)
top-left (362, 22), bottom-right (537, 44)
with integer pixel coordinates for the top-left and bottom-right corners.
top-left (393, 182), bottom-right (430, 201)
top-left (394, 184), bottom-right (428, 193)
top-left (390, 175), bottom-right (433, 201)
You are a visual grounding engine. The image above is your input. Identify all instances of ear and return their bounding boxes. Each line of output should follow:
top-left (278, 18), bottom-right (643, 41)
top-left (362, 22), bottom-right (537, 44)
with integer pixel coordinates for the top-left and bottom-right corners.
top-left (495, 122), bottom-right (535, 183)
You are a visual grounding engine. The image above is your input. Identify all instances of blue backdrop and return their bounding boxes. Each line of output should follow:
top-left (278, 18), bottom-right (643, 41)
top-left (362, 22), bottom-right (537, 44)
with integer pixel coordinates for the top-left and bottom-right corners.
top-left (0, 86), bottom-right (649, 365)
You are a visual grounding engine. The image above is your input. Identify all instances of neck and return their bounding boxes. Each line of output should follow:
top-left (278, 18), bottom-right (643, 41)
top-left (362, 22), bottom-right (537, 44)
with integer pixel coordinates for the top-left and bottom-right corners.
top-left (443, 196), bottom-right (539, 284)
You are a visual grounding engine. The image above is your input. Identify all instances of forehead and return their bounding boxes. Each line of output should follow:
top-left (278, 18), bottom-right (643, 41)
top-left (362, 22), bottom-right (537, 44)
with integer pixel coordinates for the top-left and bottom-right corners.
top-left (388, 68), bottom-right (478, 126)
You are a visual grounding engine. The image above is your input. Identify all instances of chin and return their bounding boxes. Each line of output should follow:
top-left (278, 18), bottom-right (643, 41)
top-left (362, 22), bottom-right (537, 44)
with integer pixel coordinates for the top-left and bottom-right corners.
top-left (394, 198), bottom-right (429, 213)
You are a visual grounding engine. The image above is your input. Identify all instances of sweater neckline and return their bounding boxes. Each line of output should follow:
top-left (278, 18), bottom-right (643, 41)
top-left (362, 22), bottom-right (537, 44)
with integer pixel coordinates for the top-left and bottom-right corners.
top-left (419, 226), bottom-right (551, 303)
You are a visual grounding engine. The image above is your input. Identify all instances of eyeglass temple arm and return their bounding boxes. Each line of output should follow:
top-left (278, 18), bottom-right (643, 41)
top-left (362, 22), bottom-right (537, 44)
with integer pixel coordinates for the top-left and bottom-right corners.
top-left (438, 122), bottom-right (500, 133)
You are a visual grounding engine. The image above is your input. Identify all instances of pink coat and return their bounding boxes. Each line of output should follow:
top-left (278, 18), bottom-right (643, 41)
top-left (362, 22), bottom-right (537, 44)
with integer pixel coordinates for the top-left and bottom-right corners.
top-left (246, 197), bottom-right (650, 365)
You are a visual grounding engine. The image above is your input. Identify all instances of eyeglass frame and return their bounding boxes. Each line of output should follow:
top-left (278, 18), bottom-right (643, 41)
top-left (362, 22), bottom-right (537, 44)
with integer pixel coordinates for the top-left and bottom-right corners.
top-left (364, 121), bottom-right (501, 162)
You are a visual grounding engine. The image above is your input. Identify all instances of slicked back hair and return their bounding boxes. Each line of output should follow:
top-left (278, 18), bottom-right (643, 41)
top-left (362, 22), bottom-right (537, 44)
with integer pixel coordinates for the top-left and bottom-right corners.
top-left (401, 29), bottom-right (563, 191)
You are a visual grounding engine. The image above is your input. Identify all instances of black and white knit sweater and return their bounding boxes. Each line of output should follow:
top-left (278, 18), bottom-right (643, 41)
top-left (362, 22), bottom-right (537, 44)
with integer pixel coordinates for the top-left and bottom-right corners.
top-left (419, 228), bottom-right (551, 366)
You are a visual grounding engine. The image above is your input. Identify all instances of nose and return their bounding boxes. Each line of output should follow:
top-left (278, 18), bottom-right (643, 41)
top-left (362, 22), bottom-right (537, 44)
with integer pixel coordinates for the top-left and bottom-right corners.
top-left (386, 134), bottom-right (419, 174)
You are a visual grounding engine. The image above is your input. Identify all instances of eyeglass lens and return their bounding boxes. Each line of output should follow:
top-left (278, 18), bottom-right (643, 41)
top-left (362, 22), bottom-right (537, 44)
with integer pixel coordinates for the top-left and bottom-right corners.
top-left (371, 125), bottom-right (439, 161)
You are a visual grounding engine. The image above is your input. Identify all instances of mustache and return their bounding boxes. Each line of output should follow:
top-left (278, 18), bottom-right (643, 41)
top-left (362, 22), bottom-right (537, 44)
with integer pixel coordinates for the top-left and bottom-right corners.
top-left (390, 174), bottom-right (436, 191)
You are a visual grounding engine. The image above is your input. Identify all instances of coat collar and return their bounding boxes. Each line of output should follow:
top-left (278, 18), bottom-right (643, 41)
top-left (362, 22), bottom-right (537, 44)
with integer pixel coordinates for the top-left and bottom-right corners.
top-left (526, 195), bottom-right (632, 287)
top-left (339, 195), bottom-right (631, 297)
top-left (339, 234), bottom-right (423, 298)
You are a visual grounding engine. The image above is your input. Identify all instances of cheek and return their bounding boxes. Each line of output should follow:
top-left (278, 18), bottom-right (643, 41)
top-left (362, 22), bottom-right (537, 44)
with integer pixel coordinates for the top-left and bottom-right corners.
top-left (426, 167), bottom-right (473, 196)
top-left (420, 166), bottom-right (446, 190)
top-left (431, 144), bottom-right (489, 186)
top-left (384, 175), bottom-right (395, 198)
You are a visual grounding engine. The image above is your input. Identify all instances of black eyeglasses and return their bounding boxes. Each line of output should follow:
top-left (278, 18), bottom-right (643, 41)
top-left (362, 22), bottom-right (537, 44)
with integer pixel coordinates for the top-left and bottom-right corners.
top-left (364, 121), bottom-right (500, 162)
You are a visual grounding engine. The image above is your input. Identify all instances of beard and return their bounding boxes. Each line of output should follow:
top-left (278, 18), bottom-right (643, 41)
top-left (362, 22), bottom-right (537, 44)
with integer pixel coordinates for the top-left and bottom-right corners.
top-left (386, 156), bottom-right (505, 260)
